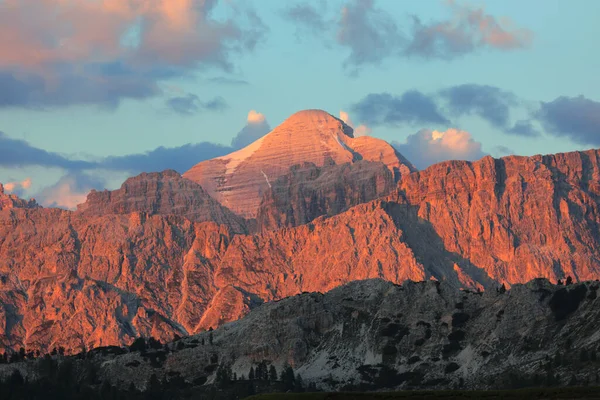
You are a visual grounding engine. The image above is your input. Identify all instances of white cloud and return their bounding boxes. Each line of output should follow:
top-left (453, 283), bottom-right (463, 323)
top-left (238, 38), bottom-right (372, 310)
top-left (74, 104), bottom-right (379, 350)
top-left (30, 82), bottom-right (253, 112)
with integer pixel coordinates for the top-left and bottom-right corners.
top-left (231, 110), bottom-right (271, 150)
top-left (393, 128), bottom-right (486, 169)
top-left (3, 178), bottom-right (32, 193)
top-left (247, 110), bottom-right (266, 124)
top-left (35, 173), bottom-right (106, 210)
top-left (339, 110), bottom-right (351, 125)
top-left (354, 125), bottom-right (372, 137)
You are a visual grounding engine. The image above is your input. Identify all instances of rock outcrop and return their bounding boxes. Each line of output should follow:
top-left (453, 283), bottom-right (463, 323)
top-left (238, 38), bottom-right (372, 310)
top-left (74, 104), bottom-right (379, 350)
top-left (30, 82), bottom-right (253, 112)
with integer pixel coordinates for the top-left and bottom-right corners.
top-left (256, 160), bottom-right (395, 231)
top-left (76, 170), bottom-right (247, 233)
top-left (3, 279), bottom-right (600, 394)
top-left (183, 109), bottom-right (415, 218)
top-left (0, 183), bottom-right (39, 210)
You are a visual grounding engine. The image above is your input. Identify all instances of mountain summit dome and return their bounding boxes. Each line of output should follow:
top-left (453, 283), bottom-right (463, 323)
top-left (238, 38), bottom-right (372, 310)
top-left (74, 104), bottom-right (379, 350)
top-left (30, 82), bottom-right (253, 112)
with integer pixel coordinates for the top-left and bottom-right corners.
top-left (184, 109), bottom-right (415, 218)
top-left (280, 109), bottom-right (355, 138)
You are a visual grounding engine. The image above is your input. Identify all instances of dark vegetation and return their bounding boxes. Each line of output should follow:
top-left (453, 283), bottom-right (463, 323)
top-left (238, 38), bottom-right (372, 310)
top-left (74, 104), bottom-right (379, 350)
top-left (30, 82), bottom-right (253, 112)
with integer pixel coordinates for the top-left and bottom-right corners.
top-left (0, 336), bottom-right (308, 400)
top-left (247, 387), bottom-right (600, 399)
top-left (549, 284), bottom-right (588, 321)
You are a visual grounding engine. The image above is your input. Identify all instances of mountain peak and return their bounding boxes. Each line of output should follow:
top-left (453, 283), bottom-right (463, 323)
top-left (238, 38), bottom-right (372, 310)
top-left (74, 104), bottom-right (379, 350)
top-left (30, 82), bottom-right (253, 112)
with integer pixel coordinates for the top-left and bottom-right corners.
top-left (282, 109), bottom-right (354, 138)
top-left (184, 109), bottom-right (415, 218)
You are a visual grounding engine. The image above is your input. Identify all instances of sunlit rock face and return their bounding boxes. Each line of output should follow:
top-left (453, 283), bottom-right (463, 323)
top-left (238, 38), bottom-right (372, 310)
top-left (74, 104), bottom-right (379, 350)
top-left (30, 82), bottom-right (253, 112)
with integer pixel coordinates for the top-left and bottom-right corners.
top-left (3, 143), bottom-right (600, 355)
top-left (256, 160), bottom-right (396, 231)
top-left (394, 149), bottom-right (600, 286)
top-left (183, 109), bottom-right (415, 218)
top-left (77, 169), bottom-right (247, 233)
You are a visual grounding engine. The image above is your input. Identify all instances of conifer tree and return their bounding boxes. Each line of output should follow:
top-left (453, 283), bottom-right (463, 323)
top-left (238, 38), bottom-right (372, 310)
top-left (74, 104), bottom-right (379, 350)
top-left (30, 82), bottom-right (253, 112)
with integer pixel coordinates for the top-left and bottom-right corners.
top-left (269, 365), bottom-right (278, 381)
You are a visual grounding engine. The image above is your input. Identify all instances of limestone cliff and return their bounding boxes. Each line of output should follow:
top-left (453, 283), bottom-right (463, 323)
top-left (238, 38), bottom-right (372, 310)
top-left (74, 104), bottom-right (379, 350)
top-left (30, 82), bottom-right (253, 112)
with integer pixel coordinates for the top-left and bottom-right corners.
top-left (2, 148), bottom-right (600, 356)
top-left (256, 160), bottom-right (395, 231)
top-left (394, 150), bottom-right (600, 285)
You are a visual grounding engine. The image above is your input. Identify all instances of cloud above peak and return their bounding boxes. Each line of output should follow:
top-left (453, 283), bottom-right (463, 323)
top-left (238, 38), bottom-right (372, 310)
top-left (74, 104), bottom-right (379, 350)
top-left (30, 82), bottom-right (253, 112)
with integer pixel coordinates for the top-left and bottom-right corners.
top-left (35, 172), bottom-right (107, 210)
top-left (349, 84), bottom-right (547, 141)
top-left (231, 110), bottom-right (271, 149)
top-left (535, 95), bottom-right (600, 146)
top-left (439, 84), bottom-right (517, 128)
top-left (0, 132), bottom-right (95, 169)
top-left (337, 0), bottom-right (404, 67)
top-left (351, 91), bottom-right (450, 127)
top-left (166, 94), bottom-right (228, 115)
top-left (3, 178), bottom-right (32, 194)
top-left (339, 110), bottom-right (371, 137)
top-left (247, 110), bottom-right (266, 124)
top-left (393, 128), bottom-right (486, 169)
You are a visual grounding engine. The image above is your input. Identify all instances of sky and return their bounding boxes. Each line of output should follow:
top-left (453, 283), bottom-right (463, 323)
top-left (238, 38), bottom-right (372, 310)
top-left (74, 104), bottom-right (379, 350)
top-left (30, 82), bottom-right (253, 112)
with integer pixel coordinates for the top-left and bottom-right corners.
top-left (1, 0), bottom-right (599, 208)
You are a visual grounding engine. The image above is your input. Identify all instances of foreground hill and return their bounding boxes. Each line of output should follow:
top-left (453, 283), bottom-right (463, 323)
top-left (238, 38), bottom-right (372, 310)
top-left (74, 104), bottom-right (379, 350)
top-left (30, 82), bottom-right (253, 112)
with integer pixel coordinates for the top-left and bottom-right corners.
top-left (2, 279), bottom-right (599, 398)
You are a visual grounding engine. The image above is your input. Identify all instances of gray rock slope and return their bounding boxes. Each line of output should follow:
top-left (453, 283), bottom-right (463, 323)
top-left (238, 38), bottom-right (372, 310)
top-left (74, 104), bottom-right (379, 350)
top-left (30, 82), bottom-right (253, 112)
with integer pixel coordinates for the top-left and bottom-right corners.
top-left (2, 278), bottom-right (599, 392)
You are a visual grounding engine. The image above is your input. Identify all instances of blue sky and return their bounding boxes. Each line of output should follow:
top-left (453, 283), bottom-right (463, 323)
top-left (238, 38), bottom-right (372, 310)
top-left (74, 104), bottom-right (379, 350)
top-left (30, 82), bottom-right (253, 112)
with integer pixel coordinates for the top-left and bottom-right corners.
top-left (1, 0), bottom-right (599, 207)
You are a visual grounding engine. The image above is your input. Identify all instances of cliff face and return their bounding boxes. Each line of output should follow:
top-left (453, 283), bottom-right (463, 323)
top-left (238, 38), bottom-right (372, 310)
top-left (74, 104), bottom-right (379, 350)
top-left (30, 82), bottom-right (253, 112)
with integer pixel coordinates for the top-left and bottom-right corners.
top-left (2, 148), bottom-right (600, 355)
top-left (183, 110), bottom-right (415, 218)
top-left (394, 150), bottom-right (600, 285)
top-left (256, 160), bottom-right (395, 231)
top-left (0, 200), bottom-right (433, 353)
top-left (0, 208), bottom-right (232, 352)
top-left (4, 279), bottom-right (600, 394)
top-left (76, 170), bottom-right (247, 233)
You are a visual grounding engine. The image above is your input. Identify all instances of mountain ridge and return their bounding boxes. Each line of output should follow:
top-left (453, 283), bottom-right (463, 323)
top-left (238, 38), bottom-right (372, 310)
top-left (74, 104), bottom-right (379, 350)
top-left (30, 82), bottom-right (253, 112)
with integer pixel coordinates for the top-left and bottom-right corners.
top-left (76, 169), bottom-right (248, 233)
top-left (2, 129), bottom-right (600, 354)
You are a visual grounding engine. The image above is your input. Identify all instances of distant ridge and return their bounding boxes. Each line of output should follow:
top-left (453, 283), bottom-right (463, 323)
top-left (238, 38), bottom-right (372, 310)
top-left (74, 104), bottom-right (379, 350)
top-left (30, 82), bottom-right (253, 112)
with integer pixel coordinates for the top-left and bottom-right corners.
top-left (77, 169), bottom-right (247, 233)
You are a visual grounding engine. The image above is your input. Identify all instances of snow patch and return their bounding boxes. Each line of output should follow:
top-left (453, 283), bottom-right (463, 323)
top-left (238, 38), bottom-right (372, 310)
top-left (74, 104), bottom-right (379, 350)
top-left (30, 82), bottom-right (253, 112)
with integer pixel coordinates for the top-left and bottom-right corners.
top-left (217, 134), bottom-right (268, 174)
top-left (331, 132), bottom-right (353, 153)
top-left (260, 170), bottom-right (272, 188)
